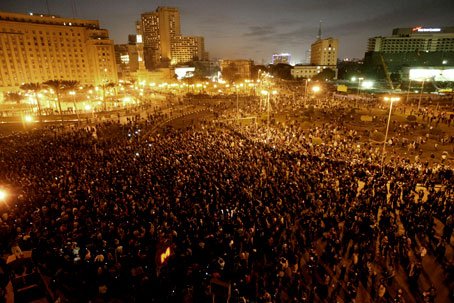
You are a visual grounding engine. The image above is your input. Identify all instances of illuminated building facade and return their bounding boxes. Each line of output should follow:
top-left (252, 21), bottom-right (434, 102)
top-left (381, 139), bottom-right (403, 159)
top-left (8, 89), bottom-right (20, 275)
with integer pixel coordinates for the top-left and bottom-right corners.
top-left (171, 36), bottom-right (206, 65)
top-left (311, 37), bottom-right (338, 66)
top-left (367, 27), bottom-right (454, 53)
top-left (364, 27), bottom-right (454, 82)
top-left (140, 7), bottom-right (206, 68)
top-left (0, 11), bottom-right (117, 93)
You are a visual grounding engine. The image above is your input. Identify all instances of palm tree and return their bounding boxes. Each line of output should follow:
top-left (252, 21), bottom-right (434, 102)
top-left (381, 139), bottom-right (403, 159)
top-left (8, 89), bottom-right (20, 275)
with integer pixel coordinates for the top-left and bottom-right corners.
top-left (43, 80), bottom-right (65, 124)
top-left (6, 92), bottom-right (25, 104)
top-left (20, 83), bottom-right (43, 123)
top-left (101, 81), bottom-right (116, 111)
top-left (64, 80), bottom-right (80, 124)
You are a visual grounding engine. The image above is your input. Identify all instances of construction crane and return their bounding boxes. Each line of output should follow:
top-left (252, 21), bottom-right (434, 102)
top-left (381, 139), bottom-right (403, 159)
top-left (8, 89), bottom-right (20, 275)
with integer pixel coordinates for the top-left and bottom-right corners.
top-left (379, 53), bottom-right (394, 90)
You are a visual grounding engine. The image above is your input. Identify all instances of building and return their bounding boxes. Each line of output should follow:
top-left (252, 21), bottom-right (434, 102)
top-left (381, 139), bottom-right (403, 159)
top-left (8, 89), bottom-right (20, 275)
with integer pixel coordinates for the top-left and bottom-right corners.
top-left (367, 27), bottom-right (454, 53)
top-left (310, 37), bottom-right (338, 66)
top-left (140, 7), bottom-right (206, 68)
top-left (0, 11), bottom-right (117, 93)
top-left (290, 34), bottom-right (338, 80)
top-left (141, 7), bottom-right (180, 68)
top-left (114, 36), bottom-right (140, 79)
top-left (272, 53), bottom-right (291, 65)
top-left (219, 59), bottom-right (253, 81)
top-left (171, 36), bottom-right (206, 65)
top-left (364, 26), bottom-right (454, 83)
top-left (291, 65), bottom-right (337, 79)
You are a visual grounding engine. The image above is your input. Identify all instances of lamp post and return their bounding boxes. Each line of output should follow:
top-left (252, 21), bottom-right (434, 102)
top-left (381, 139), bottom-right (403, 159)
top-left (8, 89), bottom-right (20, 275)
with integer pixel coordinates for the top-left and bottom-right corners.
top-left (304, 78), bottom-right (311, 107)
top-left (382, 96), bottom-right (400, 170)
top-left (311, 85), bottom-right (321, 106)
top-left (405, 79), bottom-right (412, 104)
top-left (69, 91), bottom-right (80, 125)
top-left (418, 79), bottom-right (425, 111)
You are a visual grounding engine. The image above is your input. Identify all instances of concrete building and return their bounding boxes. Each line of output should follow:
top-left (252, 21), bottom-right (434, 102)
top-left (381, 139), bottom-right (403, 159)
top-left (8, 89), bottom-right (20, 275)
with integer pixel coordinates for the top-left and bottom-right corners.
top-left (0, 11), bottom-right (117, 93)
top-left (219, 59), bottom-right (253, 80)
top-left (363, 26), bottom-right (454, 83)
top-left (310, 37), bottom-right (338, 66)
top-left (291, 65), bottom-right (337, 79)
top-left (171, 36), bottom-right (206, 65)
top-left (367, 27), bottom-right (454, 53)
top-left (140, 7), bottom-right (206, 68)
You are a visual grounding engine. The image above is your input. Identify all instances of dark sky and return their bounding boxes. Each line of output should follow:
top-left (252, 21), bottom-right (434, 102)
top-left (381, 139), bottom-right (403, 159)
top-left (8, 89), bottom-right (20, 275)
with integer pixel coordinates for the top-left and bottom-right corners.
top-left (1, 0), bottom-right (453, 64)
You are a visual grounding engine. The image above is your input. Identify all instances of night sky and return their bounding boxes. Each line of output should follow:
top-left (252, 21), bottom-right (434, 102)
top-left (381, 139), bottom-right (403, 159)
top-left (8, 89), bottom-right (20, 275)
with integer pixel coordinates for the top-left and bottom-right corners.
top-left (1, 0), bottom-right (453, 64)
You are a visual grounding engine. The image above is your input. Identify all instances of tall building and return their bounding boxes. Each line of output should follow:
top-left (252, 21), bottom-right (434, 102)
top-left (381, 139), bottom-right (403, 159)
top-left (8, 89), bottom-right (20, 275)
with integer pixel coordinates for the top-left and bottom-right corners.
top-left (0, 11), bottom-right (117, 93)
top-left (140, 7), bottom-right (206, 68)
top-left (310, 37), bottom-right (338, 66)
top-left (367, 27), bottom-right (454, 53)
top-left (141, 7), bottom-right (180, 68)
top-left (171, 36), bottom-right (206, 64)
top-left (363, 26), bottom-right (454, 83)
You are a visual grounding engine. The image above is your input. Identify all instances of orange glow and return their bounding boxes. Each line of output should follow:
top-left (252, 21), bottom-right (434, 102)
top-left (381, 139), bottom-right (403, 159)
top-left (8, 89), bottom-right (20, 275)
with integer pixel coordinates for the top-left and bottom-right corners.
top-left (160, 247), bottom-right (171, 264)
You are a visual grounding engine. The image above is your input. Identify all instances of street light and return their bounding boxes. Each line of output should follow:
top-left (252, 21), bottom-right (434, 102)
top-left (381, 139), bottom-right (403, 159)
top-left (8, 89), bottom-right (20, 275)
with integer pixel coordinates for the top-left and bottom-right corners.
top-left (0, 189), bottom-right (7, 203)
top-left (418, 79), bottom-right (427, 110)
top-left (69, 91), bottom-right (80, 124)
top-left (382, 96), bottom-right (400, 170)
top-left (304, 78), bottom-right (311, 106)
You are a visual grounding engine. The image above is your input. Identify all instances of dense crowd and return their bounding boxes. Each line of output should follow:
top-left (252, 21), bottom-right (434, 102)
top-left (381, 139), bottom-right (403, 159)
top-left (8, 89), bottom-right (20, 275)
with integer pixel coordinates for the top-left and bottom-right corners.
top-left (0, 97), bottom-right (452, 303)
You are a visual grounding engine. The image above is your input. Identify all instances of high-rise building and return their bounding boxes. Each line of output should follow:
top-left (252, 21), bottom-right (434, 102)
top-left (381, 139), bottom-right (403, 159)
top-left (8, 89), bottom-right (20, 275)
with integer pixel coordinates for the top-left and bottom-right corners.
top-left (363, 26), bottom-right (454, 83)
top-left (367, 27), bottom-right (454, 53)
top-left (141, 7), bottom-right (180, 68)
top-left (310, 37), bottom-right (338, 66)
top-left (171, 36), bottom-right (206, 64)
top-left (140, 7), bottom-right (206, 68)
top-left (0, 11), bottom-right (117, 92)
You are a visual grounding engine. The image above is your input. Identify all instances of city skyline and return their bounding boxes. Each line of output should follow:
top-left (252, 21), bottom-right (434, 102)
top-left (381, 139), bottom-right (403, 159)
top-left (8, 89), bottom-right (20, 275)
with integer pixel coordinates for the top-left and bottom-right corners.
top-left (1, 0), bottom-right (454, 64)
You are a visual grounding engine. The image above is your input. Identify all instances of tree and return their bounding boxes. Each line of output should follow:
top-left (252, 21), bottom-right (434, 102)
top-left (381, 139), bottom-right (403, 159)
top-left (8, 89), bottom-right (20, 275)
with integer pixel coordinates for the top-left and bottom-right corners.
top-left (312, 68), bottom-right (336, 81)
top-left (101, 82), bottom-right (116, 111)
top-left (64, 80), bottom-right (80, 123)
top-left (5, 92), bottom-right (25, 104)
top-left (44, 80), bottom-right (80, 125)
top-left (269, 63), bottom-right (293, 80)
top-left (20, 83), bottom-right (43, 123)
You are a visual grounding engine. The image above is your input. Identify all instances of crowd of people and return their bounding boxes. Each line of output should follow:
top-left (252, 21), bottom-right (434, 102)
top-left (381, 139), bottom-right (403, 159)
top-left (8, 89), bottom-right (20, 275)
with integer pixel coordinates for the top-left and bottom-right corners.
top-left (0, 93), bottom-right (452, 303)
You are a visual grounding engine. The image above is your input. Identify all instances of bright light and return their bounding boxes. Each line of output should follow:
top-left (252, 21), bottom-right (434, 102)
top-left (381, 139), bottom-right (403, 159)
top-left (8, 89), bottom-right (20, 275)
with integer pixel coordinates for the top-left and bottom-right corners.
top-left (409, 68), bottom-right (454, 81)
top-left (0, 189), bottom-right (7, 201)
top-left (261, 90), bottom-right (269, 95)
top-left (351, 77), bottom-right (357, 82)
top-left (123, 97), bottom-right (132, 103)
top-left (384, 96), bottom-right (400, 102)
top-left (160, 247), bottom-right (171, 264)
top-left (311, 86), bottom-right (321, 93)
top-left (361, 80), bottom-right (374, 89)
top-left (24, 115), bottom-right (34, 122)
top-left (84, 104), bottom-right (92, 111)
top-left (69, 91), bottom-right (76, 96)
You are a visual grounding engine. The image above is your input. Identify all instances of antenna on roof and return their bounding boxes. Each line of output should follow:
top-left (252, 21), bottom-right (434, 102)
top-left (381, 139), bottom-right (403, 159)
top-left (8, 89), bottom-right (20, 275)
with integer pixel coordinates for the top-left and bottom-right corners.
top-left (45, 0), bottom-right (50, 15)
top-left (317, 20), bottom-right (322, 40)
top-left (72, 0), bottom-right (79, 18)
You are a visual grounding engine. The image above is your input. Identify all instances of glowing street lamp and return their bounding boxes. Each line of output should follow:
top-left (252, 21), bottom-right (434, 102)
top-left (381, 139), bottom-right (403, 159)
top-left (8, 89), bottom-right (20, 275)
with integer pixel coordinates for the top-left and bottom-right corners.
top-left (69, 91), bottom-right (80, 124)
top-left (311, 85), bottom-right (321, 93)
top-left (0, 189), bottom-right (7, 203)
top-left (382, 96), bottom-right (400, 170)
top-left (24, 115), bottom-right (34, 123)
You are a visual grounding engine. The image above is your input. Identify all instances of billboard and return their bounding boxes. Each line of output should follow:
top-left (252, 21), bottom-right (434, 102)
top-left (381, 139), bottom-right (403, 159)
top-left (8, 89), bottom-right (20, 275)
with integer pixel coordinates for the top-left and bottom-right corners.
top-left (409, 68), bottom-right (454, 82)
top-left (175, 67), bottom-right (195, 80)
